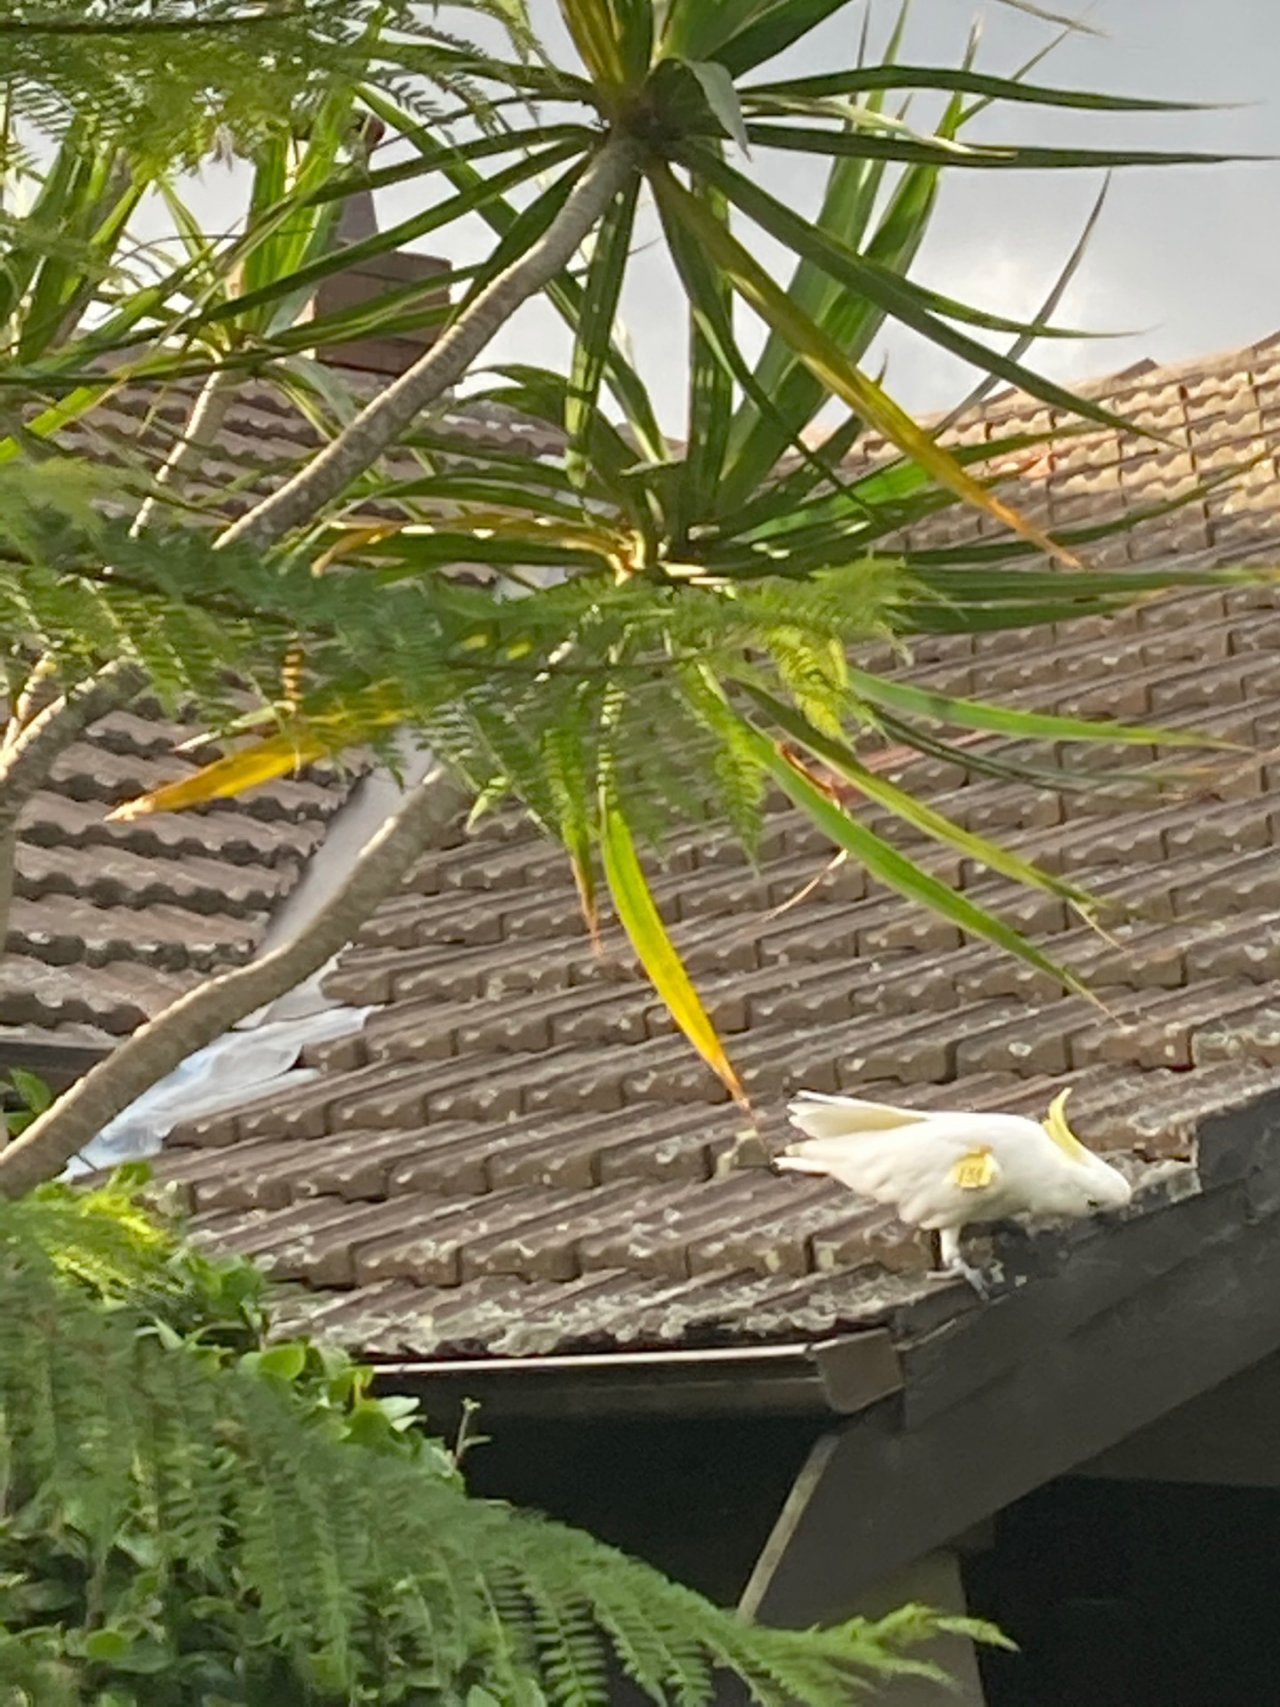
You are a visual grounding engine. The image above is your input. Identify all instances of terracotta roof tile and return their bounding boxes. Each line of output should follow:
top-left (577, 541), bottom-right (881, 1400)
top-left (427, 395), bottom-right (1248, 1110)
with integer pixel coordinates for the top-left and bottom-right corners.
top-left (58, 369), bottom-right (565, 524)
top-left (6, 694), bottom-right (353, 1039)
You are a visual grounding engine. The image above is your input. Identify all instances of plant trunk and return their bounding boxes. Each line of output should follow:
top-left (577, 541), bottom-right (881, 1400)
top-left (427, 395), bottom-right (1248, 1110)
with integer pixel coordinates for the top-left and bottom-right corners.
top-left (0, 766), bottom-right (465, 1194)
top-left (217, 134), bottom-right (640, 555)
top-left (0, 139), bottom-right (640, 1189)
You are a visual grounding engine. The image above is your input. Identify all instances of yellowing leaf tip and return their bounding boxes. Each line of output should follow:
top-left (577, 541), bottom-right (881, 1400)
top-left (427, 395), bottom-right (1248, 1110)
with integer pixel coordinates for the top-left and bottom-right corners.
top-left (105, 795), bottom-right (158, 823)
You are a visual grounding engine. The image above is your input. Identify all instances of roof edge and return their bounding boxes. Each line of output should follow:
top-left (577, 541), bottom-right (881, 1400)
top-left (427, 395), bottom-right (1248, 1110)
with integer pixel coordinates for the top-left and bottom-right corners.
top-left (372, 1330), bottom-right (904, 1422)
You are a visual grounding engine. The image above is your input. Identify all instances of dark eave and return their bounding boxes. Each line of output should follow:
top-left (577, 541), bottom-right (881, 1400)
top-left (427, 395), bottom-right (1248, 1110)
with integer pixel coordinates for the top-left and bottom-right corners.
top-left (373, 1084), bottom-right (1280, 1635)
top-left (369, 1160), bottom-right (1205, 1431)
top-left (374, 1330), bottom-right (905, 1422)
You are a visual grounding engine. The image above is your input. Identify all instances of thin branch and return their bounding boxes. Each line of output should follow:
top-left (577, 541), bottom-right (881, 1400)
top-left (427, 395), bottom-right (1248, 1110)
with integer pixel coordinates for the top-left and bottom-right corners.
top-left (0, 661), bottom-right (147, 815)
top-left (216, 133), bottom-right (641, 555)
top-left (129, 366), bottom-right (237, 535)
top-left (5, 653), bottom-right (60, 742)
top-left (0, 766), bottom-right (464, 1195)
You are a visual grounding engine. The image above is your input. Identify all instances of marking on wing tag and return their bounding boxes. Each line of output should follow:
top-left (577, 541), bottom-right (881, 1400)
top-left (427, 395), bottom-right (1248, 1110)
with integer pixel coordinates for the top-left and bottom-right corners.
top-left (950, 1147), bottom-right (997, 1191)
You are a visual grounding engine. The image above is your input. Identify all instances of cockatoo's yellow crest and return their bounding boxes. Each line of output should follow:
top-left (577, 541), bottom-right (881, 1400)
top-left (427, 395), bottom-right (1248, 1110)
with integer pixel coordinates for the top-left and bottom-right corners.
top-left (1042, 1089), bottom-right (1090, 1161)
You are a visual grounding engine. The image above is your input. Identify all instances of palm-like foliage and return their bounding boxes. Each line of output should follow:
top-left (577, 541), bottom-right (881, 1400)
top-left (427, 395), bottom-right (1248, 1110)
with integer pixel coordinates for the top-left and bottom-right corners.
top-left (0, 0), bottom-right (1263, 1131)
top-left (243, 371), bottom-right (1244, 1094)
top-left (39, 9), bottom-right (1250, 1098)
top-left (9, 2), bottom-right (1236, 547)
top-left (0, 81), bottom-right (491, 466)
top-left (348, 0), bottom-right (1235, 548)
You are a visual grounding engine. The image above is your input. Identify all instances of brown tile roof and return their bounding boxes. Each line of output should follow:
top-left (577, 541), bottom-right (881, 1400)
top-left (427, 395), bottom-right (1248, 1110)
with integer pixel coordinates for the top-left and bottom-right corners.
top-left (3, 704), bottom-right (356, 1044)
top-left (77, 333), bottom-right (1280, 1356)
top-left (7, 372), bottom-right (562, 1046)
top-left (857, 331), bottom-right (1280, 571)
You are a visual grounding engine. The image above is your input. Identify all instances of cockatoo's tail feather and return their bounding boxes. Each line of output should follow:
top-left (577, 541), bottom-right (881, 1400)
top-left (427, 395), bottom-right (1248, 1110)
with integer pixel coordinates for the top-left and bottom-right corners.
top-left (772, 1155), bottom-right (831, 1177)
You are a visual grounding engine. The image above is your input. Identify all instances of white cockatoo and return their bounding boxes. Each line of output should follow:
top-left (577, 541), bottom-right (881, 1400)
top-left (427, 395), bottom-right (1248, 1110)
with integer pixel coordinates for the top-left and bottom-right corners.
top-left (778, 1088), bottom-right (1131, 1291)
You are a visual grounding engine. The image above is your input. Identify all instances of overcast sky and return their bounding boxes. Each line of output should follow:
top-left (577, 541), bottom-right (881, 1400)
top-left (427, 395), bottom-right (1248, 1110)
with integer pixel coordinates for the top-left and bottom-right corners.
top-left (394, 0), bottom-right (1279, 427)
top-left (163, 0), bottom-right (1278, 429)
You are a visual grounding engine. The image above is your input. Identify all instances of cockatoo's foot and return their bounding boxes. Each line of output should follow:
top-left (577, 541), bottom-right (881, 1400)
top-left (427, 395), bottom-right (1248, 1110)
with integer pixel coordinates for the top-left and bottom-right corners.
top-left (941, 1254), bottom-right (991, 1301)
top-left (930, 1229), bottom-right (991, 1300)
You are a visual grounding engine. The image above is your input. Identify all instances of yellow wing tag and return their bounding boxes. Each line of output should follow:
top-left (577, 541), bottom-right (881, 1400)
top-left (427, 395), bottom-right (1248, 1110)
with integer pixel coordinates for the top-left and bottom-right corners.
top-left (950, 1147), bottom-right (997, 1191)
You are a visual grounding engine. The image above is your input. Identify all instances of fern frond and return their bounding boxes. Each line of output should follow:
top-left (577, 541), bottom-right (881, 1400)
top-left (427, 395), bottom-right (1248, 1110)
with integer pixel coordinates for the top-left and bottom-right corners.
top-left (3, 0), bottom-right (402, 166)
top-left (0, 1180), bottom-right (976, 1704)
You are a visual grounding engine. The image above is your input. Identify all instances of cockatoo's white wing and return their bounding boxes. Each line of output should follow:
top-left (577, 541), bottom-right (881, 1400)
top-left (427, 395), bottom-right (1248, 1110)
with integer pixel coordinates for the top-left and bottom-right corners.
top-left (782, 1097), bottom-right (1017, 1229)
top-left (786, 1092), bottom-right (932, 1141)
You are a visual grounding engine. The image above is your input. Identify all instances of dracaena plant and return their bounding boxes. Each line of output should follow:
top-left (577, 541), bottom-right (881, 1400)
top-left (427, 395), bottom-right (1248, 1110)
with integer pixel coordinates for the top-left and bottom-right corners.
top-left (0, 3), bottom-right (499, 450)
top-left (209, 0), bottom-right (1241, 557)
top-left (0, 0), bottom-right (1260, 1188)
top-left (0, 91), bottom-right (472, 926)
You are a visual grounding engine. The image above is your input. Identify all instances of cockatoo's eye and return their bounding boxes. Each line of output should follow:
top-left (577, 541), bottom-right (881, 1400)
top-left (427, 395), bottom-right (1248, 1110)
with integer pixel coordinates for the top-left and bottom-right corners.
top-left (1086, 1197), bottom-right (1104, 1211)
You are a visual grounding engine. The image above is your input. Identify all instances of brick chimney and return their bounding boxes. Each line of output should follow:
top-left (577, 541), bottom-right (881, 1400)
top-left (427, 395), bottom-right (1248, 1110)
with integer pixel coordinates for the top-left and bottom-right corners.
top-left (313, 147), bottom-right (450, 377)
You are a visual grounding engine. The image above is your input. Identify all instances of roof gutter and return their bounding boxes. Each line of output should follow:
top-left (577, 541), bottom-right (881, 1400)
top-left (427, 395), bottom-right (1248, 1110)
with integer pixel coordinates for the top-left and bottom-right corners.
top-left (371, 1330), bottom-right (903, 1422)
